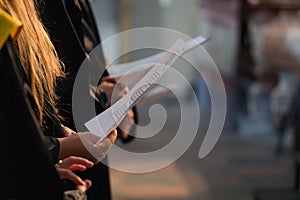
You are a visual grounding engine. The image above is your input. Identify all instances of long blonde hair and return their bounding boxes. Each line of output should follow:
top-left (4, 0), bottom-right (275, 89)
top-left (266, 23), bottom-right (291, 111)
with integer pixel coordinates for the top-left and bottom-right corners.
top-left (0, 0), bottom-right (64, 125)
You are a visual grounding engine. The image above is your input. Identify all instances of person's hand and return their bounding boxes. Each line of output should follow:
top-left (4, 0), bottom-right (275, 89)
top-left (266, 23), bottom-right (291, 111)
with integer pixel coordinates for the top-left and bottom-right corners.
top-left (78, 129), bottom-right (118, 163)
top-left (58, 129), bottom-right (118, 163)
top-left (97, 76), bottom-right (128, 106)
top-left (97, 76), bottom-right (135, 139)
top-left (61, 124), bottom-right (76, 136)
top-left (55, 156), bottom-right (93, 192)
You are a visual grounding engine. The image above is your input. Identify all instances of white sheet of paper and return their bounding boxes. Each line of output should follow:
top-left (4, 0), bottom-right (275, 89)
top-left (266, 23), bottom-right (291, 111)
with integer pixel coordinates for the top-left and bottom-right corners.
top-left (107, 35), bottom-right (208, 86)
top-left (85, 35), bottom-right (209, 144)
top-left (85, 39), bottom-right (186, 144)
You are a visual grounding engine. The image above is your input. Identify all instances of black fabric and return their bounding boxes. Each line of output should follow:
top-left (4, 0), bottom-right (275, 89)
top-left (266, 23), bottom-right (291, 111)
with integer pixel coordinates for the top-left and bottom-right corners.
top-left (45, 134), bottom-right (61, 162)
top-left (39, 0), bottom-right (111, 199)
top-left (39, 1), bottom-right (137, 199)
top-left (39, 0), bottom-right (88, 130)
top-left (4, 39), bottom-right (63, 162)
top-left (0, 39), bottom-right (64, 199)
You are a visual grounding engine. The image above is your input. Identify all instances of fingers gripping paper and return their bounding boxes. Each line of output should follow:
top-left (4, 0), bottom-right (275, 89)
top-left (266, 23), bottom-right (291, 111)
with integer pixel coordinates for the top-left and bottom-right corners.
top-left (85, 38), bottom-right (196, 145)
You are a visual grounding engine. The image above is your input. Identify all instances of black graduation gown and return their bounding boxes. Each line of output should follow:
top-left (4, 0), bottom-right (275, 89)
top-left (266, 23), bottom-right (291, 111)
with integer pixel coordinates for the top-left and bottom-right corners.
top-left (39, 0), bottom-right (112, 199)
top-left (40, 1), bottom-right (137, 199)
top-left (0, 39), bottom-right (65, 200)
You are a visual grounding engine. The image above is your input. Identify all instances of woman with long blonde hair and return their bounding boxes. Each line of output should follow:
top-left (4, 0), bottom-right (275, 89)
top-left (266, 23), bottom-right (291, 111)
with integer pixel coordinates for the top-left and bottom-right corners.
top-left (0, 0), bottom-right (64, 126)
top-left (0, 0), bottom-right (117, 197)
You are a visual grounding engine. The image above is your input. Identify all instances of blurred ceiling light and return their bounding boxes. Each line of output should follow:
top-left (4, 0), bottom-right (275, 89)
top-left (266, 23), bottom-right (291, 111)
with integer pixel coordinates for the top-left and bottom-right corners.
top-left (158, 0), bottom-right (174, 9)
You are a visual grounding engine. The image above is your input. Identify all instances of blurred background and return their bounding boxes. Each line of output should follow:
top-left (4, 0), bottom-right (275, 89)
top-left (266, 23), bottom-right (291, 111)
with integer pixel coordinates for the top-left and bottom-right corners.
top-left (90, 0), bottom-right (300, 199)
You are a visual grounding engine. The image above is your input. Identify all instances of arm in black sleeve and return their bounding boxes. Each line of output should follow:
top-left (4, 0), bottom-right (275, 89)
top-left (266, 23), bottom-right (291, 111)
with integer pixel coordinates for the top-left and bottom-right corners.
top-left (43, 135), bottom-right (60, 163)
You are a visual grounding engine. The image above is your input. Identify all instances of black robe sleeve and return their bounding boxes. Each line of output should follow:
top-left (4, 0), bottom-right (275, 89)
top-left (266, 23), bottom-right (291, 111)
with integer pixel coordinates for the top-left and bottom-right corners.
top-left (0, 38), bottom-right (65, 200)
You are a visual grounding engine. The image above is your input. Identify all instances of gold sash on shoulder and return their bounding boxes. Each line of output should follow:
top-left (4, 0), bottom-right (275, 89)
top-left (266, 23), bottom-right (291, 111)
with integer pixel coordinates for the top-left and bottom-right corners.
top-left (0, 8), bottom-right (22, 49)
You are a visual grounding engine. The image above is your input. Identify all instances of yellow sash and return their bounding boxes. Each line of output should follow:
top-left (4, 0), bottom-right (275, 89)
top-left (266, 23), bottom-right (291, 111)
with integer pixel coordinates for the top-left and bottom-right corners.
top-left (0, 8), bottom-right (22, 49)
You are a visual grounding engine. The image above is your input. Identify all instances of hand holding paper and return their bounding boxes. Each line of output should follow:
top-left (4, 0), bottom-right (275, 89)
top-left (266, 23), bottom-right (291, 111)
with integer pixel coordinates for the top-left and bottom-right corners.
top-left (85, 36), bottom-right (208, 145)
